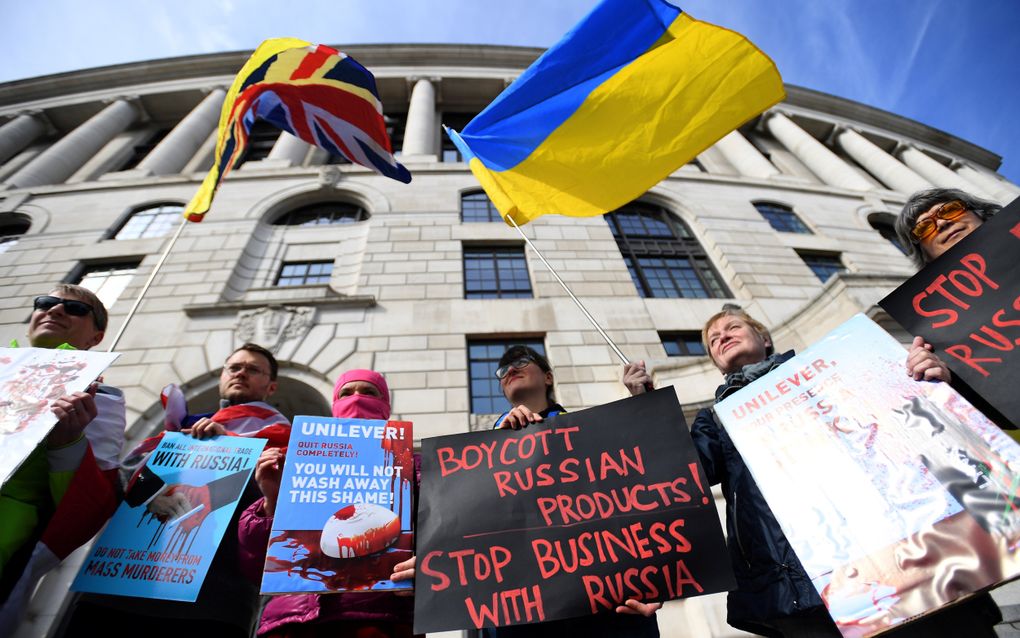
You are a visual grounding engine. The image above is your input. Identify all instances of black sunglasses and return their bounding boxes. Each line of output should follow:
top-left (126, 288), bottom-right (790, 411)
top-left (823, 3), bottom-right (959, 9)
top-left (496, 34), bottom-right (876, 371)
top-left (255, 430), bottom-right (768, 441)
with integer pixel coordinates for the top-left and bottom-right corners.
top-left (33, 295), bottom-right (95, 319)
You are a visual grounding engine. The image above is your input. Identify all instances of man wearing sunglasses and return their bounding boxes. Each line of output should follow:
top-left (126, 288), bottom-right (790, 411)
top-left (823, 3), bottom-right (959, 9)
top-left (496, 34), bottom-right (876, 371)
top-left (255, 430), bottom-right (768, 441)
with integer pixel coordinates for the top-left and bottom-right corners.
top-left (0, 285), bottom-right (126, 625)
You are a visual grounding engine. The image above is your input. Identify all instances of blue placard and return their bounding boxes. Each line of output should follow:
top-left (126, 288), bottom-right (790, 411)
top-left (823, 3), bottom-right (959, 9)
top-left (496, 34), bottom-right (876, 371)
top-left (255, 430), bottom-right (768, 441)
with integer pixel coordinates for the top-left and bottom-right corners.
top-left (72, 433), bottom-right (265, 601)
top-left (261, 416), bottom-right (414, 594)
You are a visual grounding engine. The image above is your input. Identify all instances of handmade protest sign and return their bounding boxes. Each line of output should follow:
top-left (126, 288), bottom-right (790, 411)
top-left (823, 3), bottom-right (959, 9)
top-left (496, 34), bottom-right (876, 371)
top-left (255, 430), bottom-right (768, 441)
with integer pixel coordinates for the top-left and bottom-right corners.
top-left (261, 416), bottom-right (414, 594)
top-left (0, 347), bottom-right (120, 487)
top-left (716, 314), bottom-right (1020, 638)
top-left (72, 433), bottom-right (265, 601)
top-left (414, 389), bottom-right (733, 634)
top-left (879, 196), bottom-right (1019, 426)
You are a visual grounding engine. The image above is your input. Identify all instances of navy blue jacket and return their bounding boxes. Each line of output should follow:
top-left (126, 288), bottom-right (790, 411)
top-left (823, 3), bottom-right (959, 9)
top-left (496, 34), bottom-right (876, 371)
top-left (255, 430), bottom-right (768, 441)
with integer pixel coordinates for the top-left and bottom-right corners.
top-left (691, 352), bottom-right (823, 635)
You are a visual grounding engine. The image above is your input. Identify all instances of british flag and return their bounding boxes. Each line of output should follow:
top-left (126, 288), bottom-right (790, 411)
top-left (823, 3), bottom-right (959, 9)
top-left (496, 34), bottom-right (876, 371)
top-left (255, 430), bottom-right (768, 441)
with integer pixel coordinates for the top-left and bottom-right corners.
top-left (185, 38), bottom-right (411, 222)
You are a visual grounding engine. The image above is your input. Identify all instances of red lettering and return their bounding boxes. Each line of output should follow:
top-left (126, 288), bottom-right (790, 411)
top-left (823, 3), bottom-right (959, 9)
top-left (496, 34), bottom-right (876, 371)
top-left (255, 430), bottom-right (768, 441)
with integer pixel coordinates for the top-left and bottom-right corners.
top-left (558, 458), bottom-right (579, 483)
top-left (582, 574), bottom-right (612, 614)
top-left (913, 278), bottom-right (960, 329)
top-left (970, 326), bottom-right (1014, 351)
top-left (959, 253), bottom-right (998, 291)
top-left (554, 426), bottom-right (578, 451)
top-left (812, 358), bottom-right (830, 373)
top-left (437, 447), bottom-right (459, 477)
top-left (945, 344), bottom-right (1000, 377)
top-left (493, 471), bottom-right (516, 497)
top-left (536, 497), bottom-right (558, 526)
top-left (531, 539), bottom-right (560, 578)
top-left (669, 519), bottom-right (692, 552)
top-left (420, 551), bottom-right (451, 591)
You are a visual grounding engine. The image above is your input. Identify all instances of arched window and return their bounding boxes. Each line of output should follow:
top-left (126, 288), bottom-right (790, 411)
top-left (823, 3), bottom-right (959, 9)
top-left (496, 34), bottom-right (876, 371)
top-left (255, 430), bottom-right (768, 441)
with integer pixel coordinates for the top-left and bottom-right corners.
top-left (460, 191), bottom-right (500, 223)
top-left (272, 201), bottom-right (367, 226)
top-left (0, 213), bottom-right (30, 254)
top-left (753, 202), bottom-right (812, 234)
top-left (113, 203), bottom-right (182, 240)
top-left (607, 203), bottom-right (728, 299)
top-left (868, 212), bottom-right (907, 255)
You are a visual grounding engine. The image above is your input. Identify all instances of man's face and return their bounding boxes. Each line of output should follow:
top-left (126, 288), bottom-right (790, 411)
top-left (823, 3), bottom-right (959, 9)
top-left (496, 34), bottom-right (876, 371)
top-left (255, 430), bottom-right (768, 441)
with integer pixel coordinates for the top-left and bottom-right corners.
top-left (707, 316), bottom-right (771, 375)
top-left (499, 357), bottom-right (552, 404)
top-left (219, 349), bottom-right (277, 404)
top-left (27, 290), bottom-right (104, 350)
top-left (916, 202), bottom-right (983, 262)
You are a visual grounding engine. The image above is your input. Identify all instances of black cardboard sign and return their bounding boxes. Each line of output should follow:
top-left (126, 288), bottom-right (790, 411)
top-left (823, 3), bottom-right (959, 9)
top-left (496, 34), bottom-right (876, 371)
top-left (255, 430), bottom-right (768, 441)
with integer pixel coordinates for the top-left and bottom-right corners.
top-left (413, 388), bottom-right (734, 634)
top-left (879, 197), bottom-right (1020, 426)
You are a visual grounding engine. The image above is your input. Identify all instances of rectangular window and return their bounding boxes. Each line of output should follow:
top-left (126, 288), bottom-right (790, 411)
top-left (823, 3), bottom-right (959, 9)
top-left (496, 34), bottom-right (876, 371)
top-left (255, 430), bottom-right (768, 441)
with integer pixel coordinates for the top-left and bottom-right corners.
top-left (114, 204), bottom-right (183, 240)
top-left (461, 192), bottom-right (501, 223)
top-left (660, 332), bottom-right (707, 357)
top-left (798, 252), bottom-right (845, 283)
top-left (276, 261), bottom-right (334, 286)
top-left (755, 203), bottom-right (812, 234)
top-left (237, 121), bottom-right (281, 165)
top-left (463, 246), bottom-right (532, 299)
top-left (76, 262), bottom-right (140, 308)
top-left (467, 338), bottom-right (545, 414)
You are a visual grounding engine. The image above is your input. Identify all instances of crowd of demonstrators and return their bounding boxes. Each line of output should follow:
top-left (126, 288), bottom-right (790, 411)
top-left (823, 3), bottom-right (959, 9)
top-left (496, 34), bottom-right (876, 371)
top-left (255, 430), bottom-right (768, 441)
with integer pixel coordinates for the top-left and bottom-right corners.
top-left (66, 343), bottom-right (290, 637)
top-left (492, 345), bottom-right (662, 638)
top-left (237, 368), bottom-right (417, 638)
top-left (1, 185), bottom-right (1015, 638)
top-left (0, 285), bottom-right (126, 628)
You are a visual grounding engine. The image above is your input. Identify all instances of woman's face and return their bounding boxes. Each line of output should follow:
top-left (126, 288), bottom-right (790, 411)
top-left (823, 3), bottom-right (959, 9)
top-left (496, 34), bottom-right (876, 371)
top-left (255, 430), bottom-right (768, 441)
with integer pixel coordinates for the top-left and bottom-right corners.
top-left (916, 202), bottom-right (984, 262)
top-left (337, 380), bottom-right (382, 399)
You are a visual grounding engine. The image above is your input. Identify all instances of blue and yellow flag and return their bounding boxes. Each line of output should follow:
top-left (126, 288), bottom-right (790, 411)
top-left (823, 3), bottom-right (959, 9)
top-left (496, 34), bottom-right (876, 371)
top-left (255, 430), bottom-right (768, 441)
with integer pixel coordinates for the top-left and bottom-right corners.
top-left (185, 38), bottom-right (410, 222)
top-left (447, 0), bottom-right (784, 225)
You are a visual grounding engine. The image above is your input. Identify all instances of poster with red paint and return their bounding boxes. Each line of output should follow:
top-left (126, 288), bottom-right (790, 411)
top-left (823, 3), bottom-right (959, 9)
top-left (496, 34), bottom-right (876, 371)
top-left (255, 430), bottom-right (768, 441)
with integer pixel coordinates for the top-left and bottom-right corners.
top-left (879, 196), bottom-right (1019, 426)
top-left (413, 388), bottom-right (734, 634)
top-left (261, 416), bottom-right (414, 594)
top-left (0, 346), bottom-right (119, 487)
top-left (716, 314), bottom-right (1020, 638)
top-left (72, 433), bottom-right (265, 601)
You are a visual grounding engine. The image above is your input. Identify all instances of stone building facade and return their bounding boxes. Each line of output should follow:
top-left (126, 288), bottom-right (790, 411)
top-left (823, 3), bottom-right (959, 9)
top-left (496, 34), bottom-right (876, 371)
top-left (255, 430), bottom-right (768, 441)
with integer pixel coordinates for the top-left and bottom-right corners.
top-left (1, 44), bottom-right (1017, 637)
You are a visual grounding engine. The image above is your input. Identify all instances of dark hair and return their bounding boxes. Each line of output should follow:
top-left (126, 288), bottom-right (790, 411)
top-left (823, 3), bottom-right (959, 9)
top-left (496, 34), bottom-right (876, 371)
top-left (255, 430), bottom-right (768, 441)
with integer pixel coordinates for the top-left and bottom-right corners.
top-left (49, 283), bottom-right (108, 332)
top-left (229, 343), bottom-right (279, 380)
top-left (895, 188), bottom-right (1000, 267)
top-left (498, 344), bottom-right (555, 404)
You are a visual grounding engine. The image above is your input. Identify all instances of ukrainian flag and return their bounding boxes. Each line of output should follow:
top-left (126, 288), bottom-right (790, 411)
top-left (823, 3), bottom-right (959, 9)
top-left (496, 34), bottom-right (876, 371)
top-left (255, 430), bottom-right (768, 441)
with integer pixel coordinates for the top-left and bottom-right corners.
top-left (448, 0), bottom-right (784, 225)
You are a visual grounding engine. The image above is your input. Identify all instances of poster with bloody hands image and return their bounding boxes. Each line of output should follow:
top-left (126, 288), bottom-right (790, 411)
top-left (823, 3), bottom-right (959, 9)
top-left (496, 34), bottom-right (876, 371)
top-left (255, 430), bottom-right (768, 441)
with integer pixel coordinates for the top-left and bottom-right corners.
top-left (72, 433), bottom-right (265, 601)
top-left (413, 389), bottom-right (734, 634)
top-left (879, 196), bottom-right (1020, 426)
top-left (261, 416), bottom-right (414, 594)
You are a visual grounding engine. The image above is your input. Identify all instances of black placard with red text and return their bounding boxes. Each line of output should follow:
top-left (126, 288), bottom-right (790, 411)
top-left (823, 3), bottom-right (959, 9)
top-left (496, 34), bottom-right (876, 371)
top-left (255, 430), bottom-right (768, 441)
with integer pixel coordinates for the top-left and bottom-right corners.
top-left (413, 389), bottom-right (734, 634)
top-left (879, 197), bottom-right (1020, 426)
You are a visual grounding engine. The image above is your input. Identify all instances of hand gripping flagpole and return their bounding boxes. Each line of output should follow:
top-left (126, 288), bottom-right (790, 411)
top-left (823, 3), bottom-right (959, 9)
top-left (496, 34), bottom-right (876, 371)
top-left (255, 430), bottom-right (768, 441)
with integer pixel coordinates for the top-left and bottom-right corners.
top-left (505, 213), bottom-right (632, 366)
top-left (106, 216), bottom-right (189, 352)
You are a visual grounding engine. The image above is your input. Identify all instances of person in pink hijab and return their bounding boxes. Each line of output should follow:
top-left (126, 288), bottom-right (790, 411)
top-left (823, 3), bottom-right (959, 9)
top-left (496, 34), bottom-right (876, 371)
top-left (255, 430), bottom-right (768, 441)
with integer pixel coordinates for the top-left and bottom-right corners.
top-left (237, 369), bottom-right (418, 638)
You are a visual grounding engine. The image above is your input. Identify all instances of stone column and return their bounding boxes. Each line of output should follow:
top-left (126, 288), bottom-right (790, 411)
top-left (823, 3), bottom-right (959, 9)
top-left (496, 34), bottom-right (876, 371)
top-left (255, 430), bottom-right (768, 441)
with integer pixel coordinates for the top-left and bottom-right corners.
top-left (4, 99), bottom-right (139, 189)
top-left (266, 132), bottom-right (312, 166)
top-left (136, 88), bottom-right (225, 175)
top-left (896, 145), bottom-right (993, 198)
top-left (953, 163), bottom-right (1020, 204)
top-left (763, 112), bottom-right (872, 190)
top-left (401, 78), bottom-right (436, 156)
top-left (713, 130), bottom-right (778, 179)
top-left (833, 128), bottom-right (931, 193)
top-left (0, 113), bottom-right (48, 165)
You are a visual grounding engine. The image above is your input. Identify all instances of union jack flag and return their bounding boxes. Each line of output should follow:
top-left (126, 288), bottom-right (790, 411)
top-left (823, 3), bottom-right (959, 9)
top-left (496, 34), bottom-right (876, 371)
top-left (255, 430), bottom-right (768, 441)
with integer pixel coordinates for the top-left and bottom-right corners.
top-left (185, 38), bottom-right (411, 221)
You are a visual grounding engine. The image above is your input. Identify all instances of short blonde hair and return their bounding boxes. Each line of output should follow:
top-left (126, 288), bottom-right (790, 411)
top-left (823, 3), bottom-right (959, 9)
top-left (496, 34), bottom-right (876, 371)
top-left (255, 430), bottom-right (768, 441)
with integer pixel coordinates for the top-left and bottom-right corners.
top-left (701, 308), bottom-right (773, 368)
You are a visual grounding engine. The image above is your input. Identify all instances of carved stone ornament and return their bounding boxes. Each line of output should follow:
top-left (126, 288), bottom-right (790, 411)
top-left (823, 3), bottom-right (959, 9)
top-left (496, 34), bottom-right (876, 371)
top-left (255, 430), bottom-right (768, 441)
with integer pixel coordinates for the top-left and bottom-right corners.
top-left (235, 305), bottom-right (315, 353)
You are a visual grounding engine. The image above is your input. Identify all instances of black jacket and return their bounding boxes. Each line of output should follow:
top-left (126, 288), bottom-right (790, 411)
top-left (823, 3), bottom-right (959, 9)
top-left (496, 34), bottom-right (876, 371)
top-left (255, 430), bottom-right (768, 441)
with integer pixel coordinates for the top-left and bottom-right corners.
top-left (691, 352), bottom-right (823, 636)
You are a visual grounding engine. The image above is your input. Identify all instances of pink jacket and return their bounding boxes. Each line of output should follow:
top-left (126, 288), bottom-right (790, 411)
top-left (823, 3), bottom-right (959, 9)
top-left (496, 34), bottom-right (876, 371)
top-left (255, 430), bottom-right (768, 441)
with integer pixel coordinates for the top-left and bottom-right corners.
top-left (237, 456), bottom-right (420, 636)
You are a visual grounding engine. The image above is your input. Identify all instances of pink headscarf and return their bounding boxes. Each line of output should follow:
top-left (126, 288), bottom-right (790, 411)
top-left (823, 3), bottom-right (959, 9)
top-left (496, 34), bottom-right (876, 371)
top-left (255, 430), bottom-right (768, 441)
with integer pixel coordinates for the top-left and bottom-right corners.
top-left (331, 369), bottom-right (391, 420)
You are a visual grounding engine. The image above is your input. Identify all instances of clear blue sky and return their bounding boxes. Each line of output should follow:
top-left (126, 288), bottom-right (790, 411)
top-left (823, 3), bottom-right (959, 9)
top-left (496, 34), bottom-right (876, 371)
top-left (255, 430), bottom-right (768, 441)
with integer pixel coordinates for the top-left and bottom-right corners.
top-left (3, 0), bottom-right (1019, 183)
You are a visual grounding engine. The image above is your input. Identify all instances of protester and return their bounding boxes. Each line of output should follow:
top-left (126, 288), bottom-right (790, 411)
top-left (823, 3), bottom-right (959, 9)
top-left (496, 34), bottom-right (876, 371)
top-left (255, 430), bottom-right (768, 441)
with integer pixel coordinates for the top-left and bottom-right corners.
top-left (623, 307), bottom-right (1001, 637)
top-left (236, 368), bottom-right (416, 638)
top-left (492, 344), bottom-right (661, 637)
top-left (0, 285), bottom-right (126, 629)
top-left (893, 188), bottom-right (1012, 429)
top-left (67, 343), bottom-right (290, 638)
